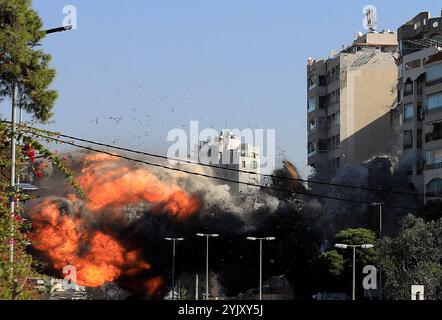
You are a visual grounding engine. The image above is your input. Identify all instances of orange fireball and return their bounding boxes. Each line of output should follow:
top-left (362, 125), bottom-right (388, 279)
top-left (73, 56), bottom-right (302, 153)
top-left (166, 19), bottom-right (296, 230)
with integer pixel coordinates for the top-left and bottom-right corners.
top-left (29, 152), bottom-right (200, 295)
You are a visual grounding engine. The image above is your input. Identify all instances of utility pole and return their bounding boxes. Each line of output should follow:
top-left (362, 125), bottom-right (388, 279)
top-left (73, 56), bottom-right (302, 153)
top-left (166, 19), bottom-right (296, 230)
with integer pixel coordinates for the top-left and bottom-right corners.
top-left (8, 25), bottom-right (72, 279)
top-left (9, 83), bottom-right (17, 276)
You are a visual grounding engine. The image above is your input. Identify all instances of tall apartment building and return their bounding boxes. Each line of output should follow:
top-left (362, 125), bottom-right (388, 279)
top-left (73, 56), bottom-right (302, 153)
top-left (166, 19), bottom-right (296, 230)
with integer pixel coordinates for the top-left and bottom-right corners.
top-left (307, 32), bottom-right (398, 177)
top-left (195, 131), bottom-right (260, 195)
top-left (396, 11), bottom-right (442, 199)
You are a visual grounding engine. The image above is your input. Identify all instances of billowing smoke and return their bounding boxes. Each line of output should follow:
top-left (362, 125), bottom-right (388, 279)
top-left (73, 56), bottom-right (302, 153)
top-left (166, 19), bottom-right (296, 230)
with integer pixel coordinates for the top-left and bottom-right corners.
top-left (27, 152), bottom-right (317, 299)
top-left (309, 156), bottom-right (421, 240)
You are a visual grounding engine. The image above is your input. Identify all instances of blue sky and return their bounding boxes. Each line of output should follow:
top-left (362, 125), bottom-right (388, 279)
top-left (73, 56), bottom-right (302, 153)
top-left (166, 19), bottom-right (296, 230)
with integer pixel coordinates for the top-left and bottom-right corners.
top-left (4, 1), bottom-right (441, 177)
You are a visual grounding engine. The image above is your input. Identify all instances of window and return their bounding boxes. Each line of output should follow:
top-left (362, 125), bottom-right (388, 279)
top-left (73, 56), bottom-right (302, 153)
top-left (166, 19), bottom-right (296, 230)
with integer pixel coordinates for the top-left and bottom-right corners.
top-left (308, 97), bottom-right (317, 113)
top-left (405, 59), bottom-right (421, 70)
top-left (404, 104), bottom-right (414, 123)
top-left (336, 157), bottom-right (341, 169)
top-left (242, 161), bottom-right (246, 168)
top-left (327, 116), bottom-right (332, 126)
top-left (331, 91), bottom-right (336, 105)
top-left (308, 141), bottom-right (316, 154)
top-left (427, 64), bottom-right (442, 84)
top-left (229, 149), bottom-right (234, 164)
top-left (252, 152), bottom-right (257, 158)
top-left (427, 92), bottom-right (442, 112)
top-left (417, 129), bottom-right (422, 149)
top-left (414, 21), bottom-right (421, 30)
top-left (417, 160), bottom-right (424, 175)
top-left (403, 130), bottom-right (413, 149)
top-left (404, 81), bottom-right (413, 96)
top-left (308, 76), bottom-right (317, 90)
top-left (318, 140), bottom-right (327, 152)
top-left (426, 148), bottom-right (442, 169)
top-left (251, 161), bottom-right (258, 170)
top-left (318, 96), bottom-right (326, 109)
top-left (308, 119), bottom-right (316, 131)
top-left (336, 134), bottom-right (340, 148)
top-left (426, 123), bottom-right (442, 142)
top-left (426, 178), bottom-right (442, 197)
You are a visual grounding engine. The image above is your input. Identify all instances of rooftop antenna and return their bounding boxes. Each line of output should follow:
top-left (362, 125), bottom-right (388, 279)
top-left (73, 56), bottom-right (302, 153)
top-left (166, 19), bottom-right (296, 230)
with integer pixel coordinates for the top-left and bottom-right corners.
top-left (365, 6), bottom-right (377, 32)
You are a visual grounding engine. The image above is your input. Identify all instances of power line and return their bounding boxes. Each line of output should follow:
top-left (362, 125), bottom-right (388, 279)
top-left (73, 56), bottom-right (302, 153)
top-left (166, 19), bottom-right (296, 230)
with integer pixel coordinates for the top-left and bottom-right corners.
top-left (13, 121), bottom-right (434, 199)
top-left (20, 127), bottom-right (420, 211)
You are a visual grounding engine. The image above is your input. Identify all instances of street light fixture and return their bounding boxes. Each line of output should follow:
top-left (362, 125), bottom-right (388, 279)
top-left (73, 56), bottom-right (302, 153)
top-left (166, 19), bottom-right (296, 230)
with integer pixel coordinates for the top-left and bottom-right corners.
top-left (45, 25), bottom-right (73, 34)
top-left (165, 237), bottom-right (184, 300)
top-left (196, 233), bottom-right (219, 300)
top-left (247, 236), bottom-right (276, 300)
top-left (335, 243), bottom-right (374, 300)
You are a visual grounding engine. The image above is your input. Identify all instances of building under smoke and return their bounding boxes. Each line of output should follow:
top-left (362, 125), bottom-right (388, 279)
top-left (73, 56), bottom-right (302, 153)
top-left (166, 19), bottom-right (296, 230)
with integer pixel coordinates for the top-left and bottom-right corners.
top-left (396, 11), bottom-right (442, 202)
top-left (194, 130), bottom-right (261, 196)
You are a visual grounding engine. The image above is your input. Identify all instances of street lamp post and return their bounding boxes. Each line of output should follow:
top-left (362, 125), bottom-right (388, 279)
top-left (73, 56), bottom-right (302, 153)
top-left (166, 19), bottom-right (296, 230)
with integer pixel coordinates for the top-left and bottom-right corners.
top-left (165, 237), bottom-right (184, 300)
top-left (196, 233), bottom-right (219, 300)
top-left (335, 243), bottom-right (374, 300)
top-left (370, 203), bottom-right (383, 238)
top-left (9, 25), bottom-right (73, 278)
top-left (247, 237), bottom-right (276, 300)
top-left (370, 202), bottom-right (384, 300)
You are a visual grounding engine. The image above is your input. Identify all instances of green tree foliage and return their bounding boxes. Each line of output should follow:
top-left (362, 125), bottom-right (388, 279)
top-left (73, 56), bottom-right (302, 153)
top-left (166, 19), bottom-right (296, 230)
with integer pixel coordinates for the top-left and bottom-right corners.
top-left (335, 228), bottom-right (377, 268)
top-left (0, 122), bottom-right (42, 299)
top-left (312, 228), bottom-right (377, 299)
top-left (378, 215), bottom-right (442, 300)
top-left (0, 0), bottom-right (57, 122)
top-left (316, 250), bottom-right (344, 278)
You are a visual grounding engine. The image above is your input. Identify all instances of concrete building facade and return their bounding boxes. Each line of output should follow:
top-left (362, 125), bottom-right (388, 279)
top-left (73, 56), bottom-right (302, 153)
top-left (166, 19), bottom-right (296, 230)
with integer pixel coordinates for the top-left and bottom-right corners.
top-left (396, 11), bottom-right (442, 199)
top-left (307, 32), bottom-right (398, 177)
top-left (196, 131), bottom-right (260, 195)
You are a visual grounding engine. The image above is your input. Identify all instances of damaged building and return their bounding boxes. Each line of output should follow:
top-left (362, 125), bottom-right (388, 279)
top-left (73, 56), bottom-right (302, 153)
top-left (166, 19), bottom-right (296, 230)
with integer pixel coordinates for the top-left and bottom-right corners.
top-left (307, 31), bottom-right (399, 178)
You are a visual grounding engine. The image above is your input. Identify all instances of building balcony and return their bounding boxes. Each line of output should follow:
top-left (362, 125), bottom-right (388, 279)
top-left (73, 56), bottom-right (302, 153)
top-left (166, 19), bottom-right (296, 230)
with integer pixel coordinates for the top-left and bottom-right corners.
top-left (317, 140), bottom-right (327, 153)
top-left (425, 132), bottom-right (442, 143)
top-left (426, 77), bottom-right (442, 87)
top-left (425, 162), bottom-right (442, 170)
top-left (426, 106), bottom-right (442, 114)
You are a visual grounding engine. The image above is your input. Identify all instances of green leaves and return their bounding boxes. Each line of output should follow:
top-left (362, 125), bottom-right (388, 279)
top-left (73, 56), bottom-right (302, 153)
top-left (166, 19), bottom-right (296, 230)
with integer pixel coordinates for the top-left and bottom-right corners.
top-left (378, 215), bottom-right (442, 300)
top-left (0, 0), bottom-right (57, 123)
top-left (317, 250), bottom-right (344, 277)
